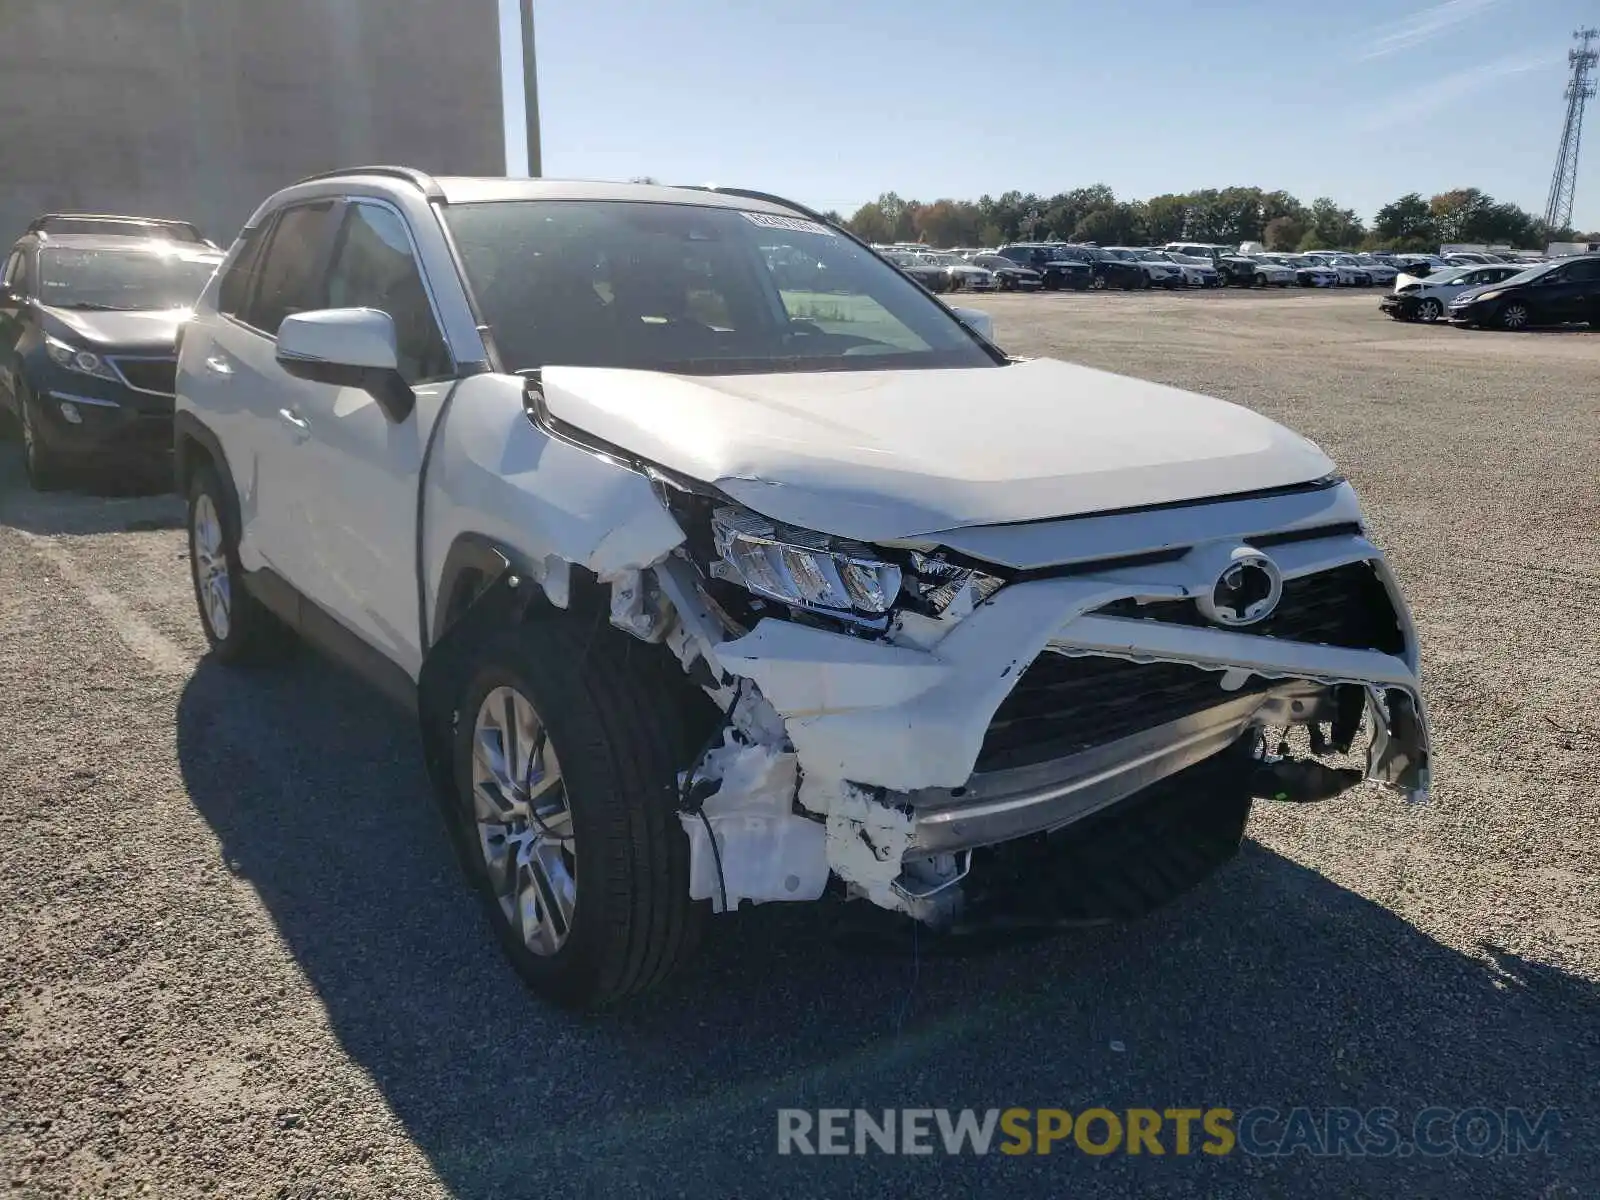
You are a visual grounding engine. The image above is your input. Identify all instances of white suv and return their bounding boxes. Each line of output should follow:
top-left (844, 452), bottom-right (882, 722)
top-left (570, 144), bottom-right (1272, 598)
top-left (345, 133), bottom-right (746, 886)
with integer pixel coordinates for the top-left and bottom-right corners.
top-left (174, 168), bottom-right (1430, 1008)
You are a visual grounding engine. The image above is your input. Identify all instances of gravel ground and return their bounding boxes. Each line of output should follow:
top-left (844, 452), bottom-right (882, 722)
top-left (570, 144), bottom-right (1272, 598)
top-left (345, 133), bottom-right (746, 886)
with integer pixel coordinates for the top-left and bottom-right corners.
top-left (1, 290), bottom-right (1595, 1198)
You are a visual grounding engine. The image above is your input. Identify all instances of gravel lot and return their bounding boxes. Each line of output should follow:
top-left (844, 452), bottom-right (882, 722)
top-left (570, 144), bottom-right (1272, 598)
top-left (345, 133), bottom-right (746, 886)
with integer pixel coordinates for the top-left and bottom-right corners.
top-left (1, 290), bottom-right (1596, 1198)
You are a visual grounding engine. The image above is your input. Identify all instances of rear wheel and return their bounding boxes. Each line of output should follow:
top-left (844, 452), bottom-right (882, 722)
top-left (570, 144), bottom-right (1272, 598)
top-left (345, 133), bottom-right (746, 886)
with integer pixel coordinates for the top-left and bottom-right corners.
top-left (450, 621), bottom-right (706, 1008)
top-left (187, 463), bottom-right (294, 663)
top-left (1253, 273), bottom-right (1266, 288)
top-left (1089, 274), bottom-right (1107, 290)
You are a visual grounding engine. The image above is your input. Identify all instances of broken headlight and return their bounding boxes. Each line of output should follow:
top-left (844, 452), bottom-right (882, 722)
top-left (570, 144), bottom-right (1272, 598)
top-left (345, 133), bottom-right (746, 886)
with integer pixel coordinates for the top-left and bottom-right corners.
top-left (710, 506), bottom-right (902, 619)
top-left (905, 551), bottom-right (1004, 616)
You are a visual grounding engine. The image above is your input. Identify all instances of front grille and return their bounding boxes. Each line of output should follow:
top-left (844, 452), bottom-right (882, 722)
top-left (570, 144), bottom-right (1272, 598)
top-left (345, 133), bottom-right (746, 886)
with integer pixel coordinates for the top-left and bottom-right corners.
top-left (110, 357), bottom-right (177, 396)
top-left (1095, 562), bottom-right (1404, 655)
top-left (978, 655), bottom-right (1265, 773)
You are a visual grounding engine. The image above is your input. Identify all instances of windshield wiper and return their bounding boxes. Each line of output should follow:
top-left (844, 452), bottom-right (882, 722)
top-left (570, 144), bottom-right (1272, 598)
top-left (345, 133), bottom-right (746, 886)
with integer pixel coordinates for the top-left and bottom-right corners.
top-left (52, 301), bottom-right (141, 311)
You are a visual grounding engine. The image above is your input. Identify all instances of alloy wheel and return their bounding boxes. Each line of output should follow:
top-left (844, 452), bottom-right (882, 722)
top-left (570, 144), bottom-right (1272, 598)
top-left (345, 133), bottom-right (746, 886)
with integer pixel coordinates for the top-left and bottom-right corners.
top-left (1500, 303), bottom-right (1529, 330)
top-left (191, 492), bottom-right (232, 641)
top-left (1090, 274), bottom-right (1107, 290)
top-left (471, 686), bottom-right (577, 957)
top-left (1417, 298), bottom-right (1442, 323)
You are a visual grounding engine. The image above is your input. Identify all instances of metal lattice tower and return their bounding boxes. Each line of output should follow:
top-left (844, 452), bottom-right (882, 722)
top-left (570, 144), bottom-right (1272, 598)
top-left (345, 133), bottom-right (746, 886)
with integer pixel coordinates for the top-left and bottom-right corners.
top-left (1544, 27), bottom-right (1598, 231)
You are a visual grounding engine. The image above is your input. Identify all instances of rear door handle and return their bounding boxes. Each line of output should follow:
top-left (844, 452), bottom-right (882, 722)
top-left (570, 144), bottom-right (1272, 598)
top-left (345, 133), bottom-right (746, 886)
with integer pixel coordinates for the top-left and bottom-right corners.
top-left (278, 407), bottom-right (311, 441)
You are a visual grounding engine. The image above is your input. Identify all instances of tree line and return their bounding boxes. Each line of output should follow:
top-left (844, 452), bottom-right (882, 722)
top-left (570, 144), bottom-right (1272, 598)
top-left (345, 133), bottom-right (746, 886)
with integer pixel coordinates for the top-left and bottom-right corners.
top-left (836, 185), bottom-right (1600, 252)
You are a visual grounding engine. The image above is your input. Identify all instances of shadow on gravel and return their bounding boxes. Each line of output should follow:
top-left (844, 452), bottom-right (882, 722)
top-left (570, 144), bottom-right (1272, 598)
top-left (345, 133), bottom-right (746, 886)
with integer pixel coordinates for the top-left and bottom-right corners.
top-left (0, 445), bottom-right (180, 536)
top-left (175, 655), bottom-right (1598, 1200)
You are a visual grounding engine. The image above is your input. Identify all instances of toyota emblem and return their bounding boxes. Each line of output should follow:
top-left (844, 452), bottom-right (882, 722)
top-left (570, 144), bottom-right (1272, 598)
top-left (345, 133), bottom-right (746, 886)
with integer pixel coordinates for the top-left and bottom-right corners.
top-left (1197, 548), bottom-right (1283, 627)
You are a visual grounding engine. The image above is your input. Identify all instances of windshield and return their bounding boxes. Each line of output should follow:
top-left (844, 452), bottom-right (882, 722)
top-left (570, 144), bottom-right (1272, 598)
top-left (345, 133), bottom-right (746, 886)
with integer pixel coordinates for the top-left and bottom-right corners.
top-left (444, 201), bottom-right (995, 375)
top-left (37, 247), bottom-right (220, 310)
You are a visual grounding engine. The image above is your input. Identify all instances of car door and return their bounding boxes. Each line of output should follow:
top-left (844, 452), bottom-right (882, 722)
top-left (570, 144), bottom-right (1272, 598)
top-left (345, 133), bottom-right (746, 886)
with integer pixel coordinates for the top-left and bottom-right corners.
top-left (208, 201), bottom-right (342, 578)
top-left (0, 251), bottom-right (24, 404)
top-left (1555, 257), bottom-right (1600, 323)
top-left (285, 199), bottom-right (456, 675)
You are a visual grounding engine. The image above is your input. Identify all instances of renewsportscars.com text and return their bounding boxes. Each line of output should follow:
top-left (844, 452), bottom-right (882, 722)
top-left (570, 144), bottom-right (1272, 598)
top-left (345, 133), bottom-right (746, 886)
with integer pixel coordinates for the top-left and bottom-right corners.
top-left (776, 1107), bottom-right (1559, 1158)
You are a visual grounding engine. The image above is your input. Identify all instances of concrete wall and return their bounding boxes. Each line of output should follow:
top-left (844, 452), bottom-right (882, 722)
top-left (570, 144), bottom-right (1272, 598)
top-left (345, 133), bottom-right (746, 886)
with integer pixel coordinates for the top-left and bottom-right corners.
top-left (0, 0), bottom-right (506, 246)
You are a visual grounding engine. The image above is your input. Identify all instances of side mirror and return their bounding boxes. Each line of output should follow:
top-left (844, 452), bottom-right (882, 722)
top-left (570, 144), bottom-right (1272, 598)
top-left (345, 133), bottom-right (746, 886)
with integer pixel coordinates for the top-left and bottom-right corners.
top-left (275, 307), bottom-right (414, 423)
top-left (949, 306), bottom-right (995, 341)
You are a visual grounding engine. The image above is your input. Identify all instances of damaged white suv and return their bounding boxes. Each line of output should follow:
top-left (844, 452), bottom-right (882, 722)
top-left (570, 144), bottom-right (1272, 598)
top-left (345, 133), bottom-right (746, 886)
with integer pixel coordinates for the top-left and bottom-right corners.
top-left (175, 169), bottom-right (1430, 1007)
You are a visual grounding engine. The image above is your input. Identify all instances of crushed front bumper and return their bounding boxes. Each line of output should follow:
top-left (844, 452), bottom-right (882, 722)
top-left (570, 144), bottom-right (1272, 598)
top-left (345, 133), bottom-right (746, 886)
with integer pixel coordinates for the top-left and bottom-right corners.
top-left (706, 483), bottom-right (1430, 912)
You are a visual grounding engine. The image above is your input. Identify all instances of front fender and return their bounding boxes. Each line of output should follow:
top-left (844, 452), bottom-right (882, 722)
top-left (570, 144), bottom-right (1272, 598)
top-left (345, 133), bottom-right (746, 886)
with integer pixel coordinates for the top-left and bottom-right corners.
top-left (421, 373), bottom-right (686, 638)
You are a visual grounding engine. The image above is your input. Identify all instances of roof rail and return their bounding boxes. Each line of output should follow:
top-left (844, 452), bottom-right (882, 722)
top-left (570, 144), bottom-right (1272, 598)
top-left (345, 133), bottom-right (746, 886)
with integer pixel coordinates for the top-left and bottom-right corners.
top-left (26, 213), bottom-right (203, 234)
top-left (291, 165), bottom-right (445, 201)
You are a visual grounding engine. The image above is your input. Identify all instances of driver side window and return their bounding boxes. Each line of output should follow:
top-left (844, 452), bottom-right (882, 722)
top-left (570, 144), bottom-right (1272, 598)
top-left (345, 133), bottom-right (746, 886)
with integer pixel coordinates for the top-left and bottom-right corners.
top-left (323, 202), bottom-right (451, 384)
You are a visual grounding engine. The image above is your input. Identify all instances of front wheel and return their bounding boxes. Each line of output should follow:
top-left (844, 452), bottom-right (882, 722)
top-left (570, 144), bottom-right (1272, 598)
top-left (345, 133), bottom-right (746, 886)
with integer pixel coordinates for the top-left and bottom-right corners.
top-left (1252, 273), bottom-right (1266, 288)
top-left (19, 389), bottom-right (69, 491)
top-left (1090, 274), bottom-right (1107, 290)
top-left (1415, 297), bottom-right (1443, 323)
top-left (451, 622), bottom-right (706, 1008)
top-left (1498, 302), bottom-right (1530, 330)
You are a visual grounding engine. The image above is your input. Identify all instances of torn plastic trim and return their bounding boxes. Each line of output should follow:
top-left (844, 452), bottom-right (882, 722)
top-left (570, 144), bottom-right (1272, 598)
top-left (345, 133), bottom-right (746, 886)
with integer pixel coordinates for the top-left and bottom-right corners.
top-left (902, 683), bottom-right (1328, 854)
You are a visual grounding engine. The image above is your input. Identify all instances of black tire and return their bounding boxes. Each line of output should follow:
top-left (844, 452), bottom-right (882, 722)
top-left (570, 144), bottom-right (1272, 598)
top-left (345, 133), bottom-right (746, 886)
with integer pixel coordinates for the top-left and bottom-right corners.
top-left (1089, 273), bottom-right (1106, 290)
top-left (450, 620), bottom-right (706, 1008)
top-left (1414, 297), bottom-right (1443, 323)
top-left (18, 387), bottom-right (70, 491)
top-left (1043, 274), bottom-right (1062, 292)
top-left (187, 462), bottom-right (295, 664)
top-left (1252, 273), bottom-right (1266, 289)
top-left (1497, 302), bottom-right (1531, 331)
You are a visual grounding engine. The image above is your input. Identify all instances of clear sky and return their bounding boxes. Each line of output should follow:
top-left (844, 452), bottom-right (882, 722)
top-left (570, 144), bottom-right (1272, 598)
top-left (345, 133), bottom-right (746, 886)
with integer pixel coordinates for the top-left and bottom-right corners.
top-left (503, 0), bottom-right (1600, 231)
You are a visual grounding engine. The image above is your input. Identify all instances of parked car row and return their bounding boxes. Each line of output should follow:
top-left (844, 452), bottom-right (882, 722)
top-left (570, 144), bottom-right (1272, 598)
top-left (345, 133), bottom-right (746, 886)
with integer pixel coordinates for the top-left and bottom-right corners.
top-left (1381, 253), bottom-right (1600, 330)
top-left (882, 239), bottom-right (1426, 294)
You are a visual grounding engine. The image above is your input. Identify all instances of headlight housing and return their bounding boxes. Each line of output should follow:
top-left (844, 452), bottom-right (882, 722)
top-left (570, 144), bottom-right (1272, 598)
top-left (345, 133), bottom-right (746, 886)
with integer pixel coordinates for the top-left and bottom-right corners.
top-left (711, 506), bottom-right (902, 620)
top-left (1470, 290), bottom-right (1503, 303)
top-left (44, 334), bottom-right (118, 382)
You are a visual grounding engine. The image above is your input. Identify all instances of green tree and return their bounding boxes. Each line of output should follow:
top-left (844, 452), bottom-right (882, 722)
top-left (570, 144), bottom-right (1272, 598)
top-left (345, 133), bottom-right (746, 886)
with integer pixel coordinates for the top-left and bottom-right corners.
top-left (1141, 194), bottom-right (1190, 243)
top-left (913, 199), bottom-right (981, 248)
top-left (1263, 215), bottom-right (1304, 251)
top-left (1371, 193), bottom-right (1436, 249)
top-left (846, 201), bottom-right (892, 243)
top-left (1300, 197), bottom-right (1365, 250)
top-left (1072, 204), bottom-right (1145, 245)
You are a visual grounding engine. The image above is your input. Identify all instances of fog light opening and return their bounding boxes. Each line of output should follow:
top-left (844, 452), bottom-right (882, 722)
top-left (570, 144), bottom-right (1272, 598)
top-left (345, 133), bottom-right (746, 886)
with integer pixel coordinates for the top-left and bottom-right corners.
top-left (57, 400), bottom-right (83, 425)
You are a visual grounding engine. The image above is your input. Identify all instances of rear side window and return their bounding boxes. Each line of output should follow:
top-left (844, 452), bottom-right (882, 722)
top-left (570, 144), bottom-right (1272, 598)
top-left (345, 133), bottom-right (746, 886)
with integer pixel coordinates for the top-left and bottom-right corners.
top-left (217, 225), bottom-right (268, 318)
top-left (1565, 258), bottom-right (1600, 282)
top-left (323, 202), bottom-right (452, 383)
top-left (246, 201), bottom-right (337, 336)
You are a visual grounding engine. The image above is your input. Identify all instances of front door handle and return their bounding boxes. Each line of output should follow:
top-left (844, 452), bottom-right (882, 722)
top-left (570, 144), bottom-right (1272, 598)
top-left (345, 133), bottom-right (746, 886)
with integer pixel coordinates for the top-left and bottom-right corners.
top-left (278, 407), bottom-right (311, 441)
top-left (204, 354), bottom-right (233, 376)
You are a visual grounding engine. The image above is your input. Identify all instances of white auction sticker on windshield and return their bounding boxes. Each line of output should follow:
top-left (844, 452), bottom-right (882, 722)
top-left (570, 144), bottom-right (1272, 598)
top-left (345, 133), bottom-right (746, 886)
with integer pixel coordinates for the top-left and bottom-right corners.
top-left (740, 211), bottom-right (837, 237)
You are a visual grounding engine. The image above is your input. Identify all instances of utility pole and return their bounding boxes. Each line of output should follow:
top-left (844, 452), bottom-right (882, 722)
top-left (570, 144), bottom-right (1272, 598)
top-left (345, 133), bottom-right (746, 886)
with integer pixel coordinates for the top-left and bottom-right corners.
top-left (521, 0), bottom-right (540, 177)
top-left (499, 0), bottom-right (540, 177)
top-left (1543, 27), bottom-right (1597, 232)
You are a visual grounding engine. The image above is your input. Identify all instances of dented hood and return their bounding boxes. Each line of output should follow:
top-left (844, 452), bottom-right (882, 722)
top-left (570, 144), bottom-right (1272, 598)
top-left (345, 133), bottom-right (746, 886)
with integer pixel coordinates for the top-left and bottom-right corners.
top-left (539, 357), bottom-right (1335, 541)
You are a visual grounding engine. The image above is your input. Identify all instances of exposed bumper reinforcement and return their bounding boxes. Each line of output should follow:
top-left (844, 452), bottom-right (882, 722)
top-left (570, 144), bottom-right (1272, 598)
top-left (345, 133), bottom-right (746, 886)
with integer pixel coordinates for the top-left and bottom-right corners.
top-left (904, 683), bottom-right (1325, 853)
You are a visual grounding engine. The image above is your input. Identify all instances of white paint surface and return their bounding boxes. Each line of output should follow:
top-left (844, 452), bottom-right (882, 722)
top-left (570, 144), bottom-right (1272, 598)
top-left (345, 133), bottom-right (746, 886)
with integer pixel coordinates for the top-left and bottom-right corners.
top-left (539, 358), bottom-right (1335, 541)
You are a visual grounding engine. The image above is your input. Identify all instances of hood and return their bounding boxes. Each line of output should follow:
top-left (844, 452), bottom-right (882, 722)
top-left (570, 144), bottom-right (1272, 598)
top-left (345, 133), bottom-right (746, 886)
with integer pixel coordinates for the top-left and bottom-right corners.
top-left (39, 304), bottom-right (187, 351)
top-left (1450, 282), bottom-right (1513, 304)
top-left (539, 357), bottom-right (1336, 542)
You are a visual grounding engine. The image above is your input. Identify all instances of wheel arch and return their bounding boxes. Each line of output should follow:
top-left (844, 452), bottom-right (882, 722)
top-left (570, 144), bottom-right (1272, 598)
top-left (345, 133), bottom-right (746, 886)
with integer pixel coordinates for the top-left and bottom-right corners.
top-left (173, 412), bottom-right (241, 537)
